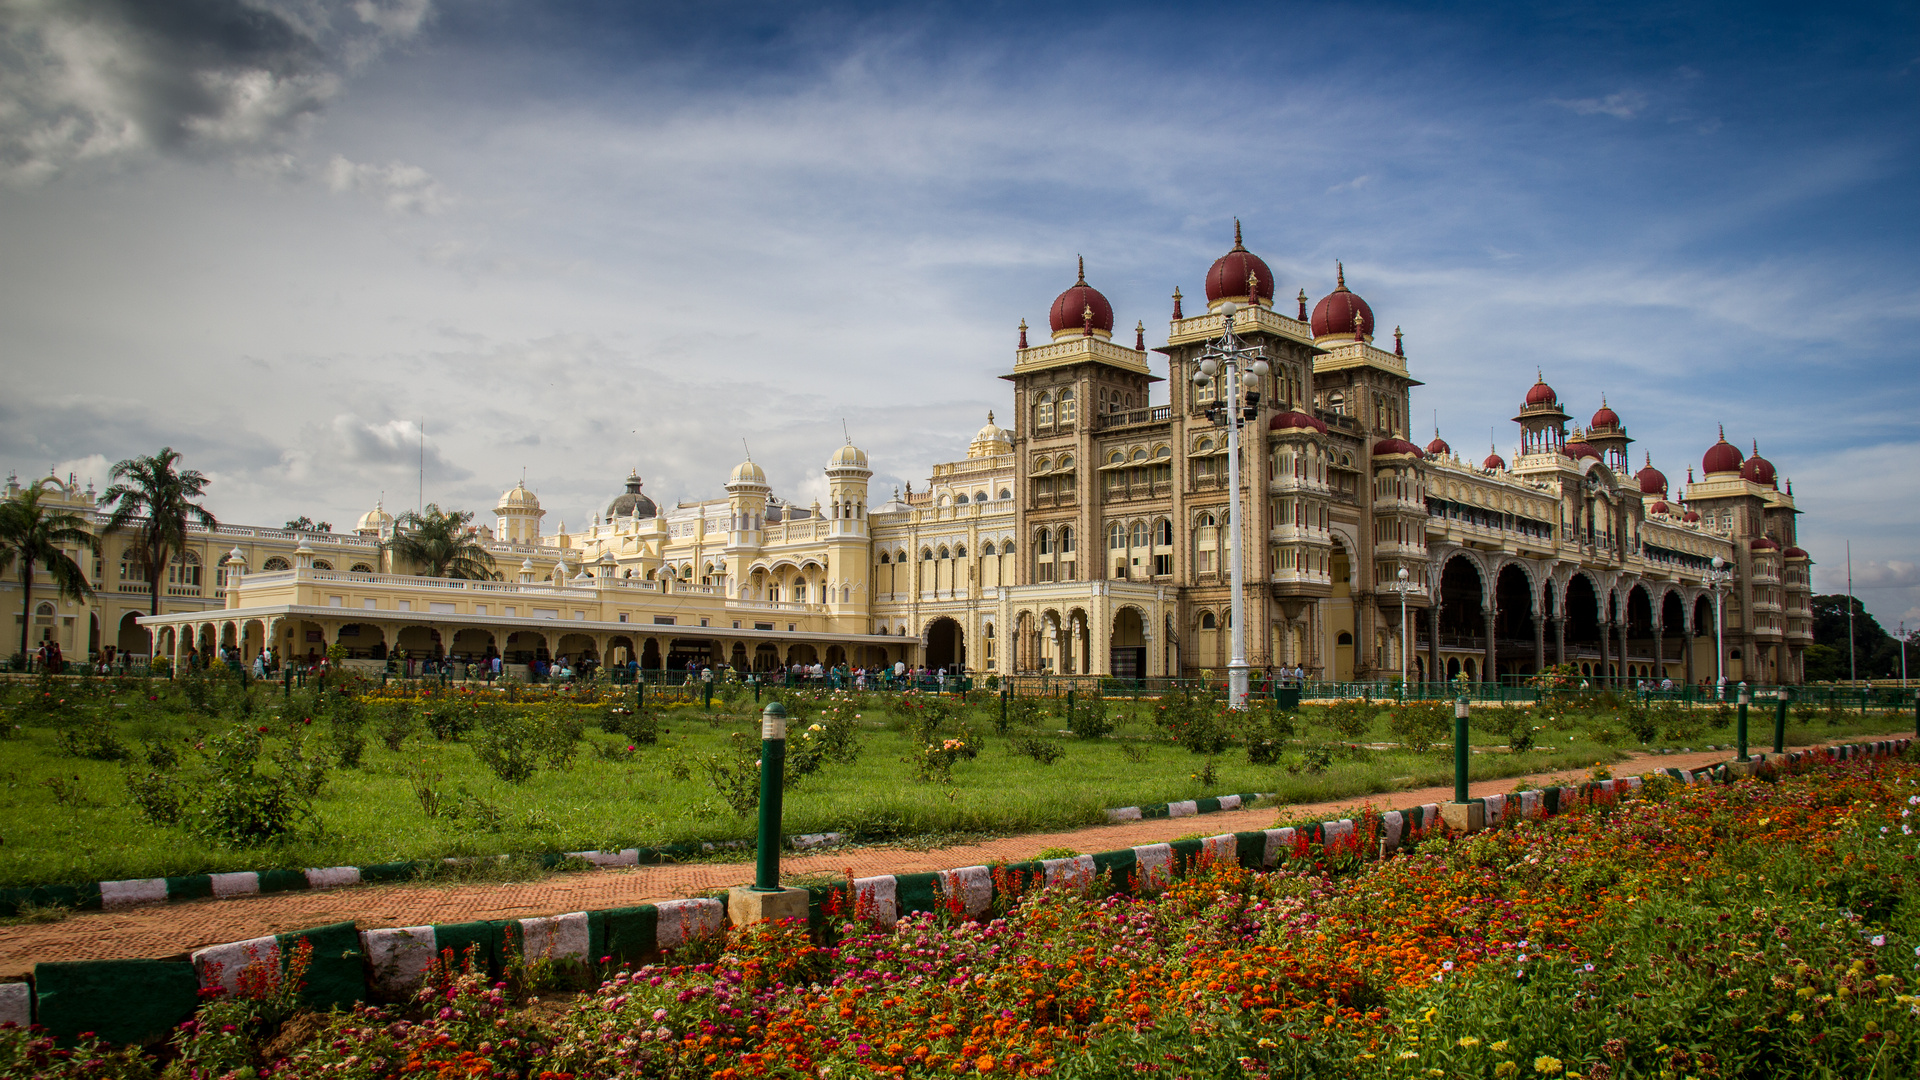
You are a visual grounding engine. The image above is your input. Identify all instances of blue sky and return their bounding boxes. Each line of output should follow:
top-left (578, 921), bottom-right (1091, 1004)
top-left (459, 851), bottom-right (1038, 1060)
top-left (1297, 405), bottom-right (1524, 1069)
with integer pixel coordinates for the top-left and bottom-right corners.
top-left (1, 0), bottom-right (1916, 625)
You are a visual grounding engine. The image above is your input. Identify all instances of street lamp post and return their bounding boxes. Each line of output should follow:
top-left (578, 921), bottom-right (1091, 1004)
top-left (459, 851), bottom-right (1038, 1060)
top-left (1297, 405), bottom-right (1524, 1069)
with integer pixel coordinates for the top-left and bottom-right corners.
top-left (1390, 566), bottom-right (1414, 698)
top-left (1706, 555), bottom-right (1732, 699)
top-left (1191, 300), bottom-right (1269, 711)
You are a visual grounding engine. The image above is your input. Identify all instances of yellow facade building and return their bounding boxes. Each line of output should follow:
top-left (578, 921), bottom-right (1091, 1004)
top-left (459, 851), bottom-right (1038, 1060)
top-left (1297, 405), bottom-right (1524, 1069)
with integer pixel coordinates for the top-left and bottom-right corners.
top-left (6, 230), bottom-right (1812, 684)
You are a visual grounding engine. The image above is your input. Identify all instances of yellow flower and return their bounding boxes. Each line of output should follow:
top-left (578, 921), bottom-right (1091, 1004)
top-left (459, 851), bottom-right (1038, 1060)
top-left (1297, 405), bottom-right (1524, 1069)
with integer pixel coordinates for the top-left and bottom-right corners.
top-left (1495, 1064), bottom-right (1519, 1079)
top-left (1491, 1040), bottom-right (1511, 1053)
top-left (1457, 1037), bottom-right (1482, 1048)
top-left (1534, 1055), bottom-right (1563, 1075)
top-left (1423, 1007), bottom-right (1439, 1024)
top-left (1788, 1012), bottom-right (1804, 1023)
top-left (1399, 1051), bottom-right (1421, 1060)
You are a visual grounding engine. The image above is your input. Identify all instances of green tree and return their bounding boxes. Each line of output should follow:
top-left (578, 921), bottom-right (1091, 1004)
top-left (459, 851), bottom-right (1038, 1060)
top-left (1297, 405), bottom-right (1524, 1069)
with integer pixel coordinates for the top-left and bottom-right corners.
top-left (383, 504), bottom-right (499, 579)
top-left (1809, 594), bottom-right (1896, 681)
top-left (284, 516), bottom-right (332, 532)
top-left (0, 485), bottom-right (99, 661)
top-left (101, 447), bottom-right (219, 617)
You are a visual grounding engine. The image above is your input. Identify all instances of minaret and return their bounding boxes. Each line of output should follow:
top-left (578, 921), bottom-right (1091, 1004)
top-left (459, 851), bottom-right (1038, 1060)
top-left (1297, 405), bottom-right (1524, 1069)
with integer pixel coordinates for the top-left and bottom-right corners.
top-left (823, 441), bottom-right (873, 621)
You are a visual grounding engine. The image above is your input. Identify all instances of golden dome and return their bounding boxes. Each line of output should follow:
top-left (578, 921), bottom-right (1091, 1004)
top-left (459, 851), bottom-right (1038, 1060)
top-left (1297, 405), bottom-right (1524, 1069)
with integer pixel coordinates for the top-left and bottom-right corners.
top-left (828, 443), bottom-right (869, 469)
top-left (497, 481), bottom-right (541, 512)
top-left (354, 500), bottom-right (393, 534)
top-left (967, 411), bottom-right (1013, 458)
top-left (729, 460), bottom-right (767, 485)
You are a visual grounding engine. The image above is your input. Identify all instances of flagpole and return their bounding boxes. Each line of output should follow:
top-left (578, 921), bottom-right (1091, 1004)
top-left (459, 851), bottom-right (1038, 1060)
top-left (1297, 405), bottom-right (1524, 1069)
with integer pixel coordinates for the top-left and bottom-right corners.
top-left (1847, 540), bottom-right (1856, 685)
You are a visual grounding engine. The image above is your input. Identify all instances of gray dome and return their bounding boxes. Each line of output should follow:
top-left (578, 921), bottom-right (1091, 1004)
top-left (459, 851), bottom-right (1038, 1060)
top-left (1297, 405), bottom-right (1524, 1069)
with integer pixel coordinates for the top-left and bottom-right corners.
top-left (606, 471), bottom-right (657, 520)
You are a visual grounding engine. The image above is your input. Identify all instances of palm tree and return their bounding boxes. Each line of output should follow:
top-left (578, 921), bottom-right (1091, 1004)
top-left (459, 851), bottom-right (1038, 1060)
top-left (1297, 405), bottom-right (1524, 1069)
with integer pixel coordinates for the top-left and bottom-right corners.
top-left (383, 504), bottom-right (500, 579)
top-left (102, 448), bottom-right (218, 617)
top-left (0, 485), bottom-right (99, 662)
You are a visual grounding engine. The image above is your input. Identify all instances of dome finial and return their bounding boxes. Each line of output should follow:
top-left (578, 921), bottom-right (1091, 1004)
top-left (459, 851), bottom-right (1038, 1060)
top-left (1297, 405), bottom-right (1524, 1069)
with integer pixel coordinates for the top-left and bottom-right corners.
top-left (1075, 255), bottom-right (1086, 286)
top-left (1135, 320), bottom-right (1145, 350)
top-left (1335, 261), bottom-right (1346, 290)
top-left (1247, 269), bottom-right (1260, 302)
top-left (1171, 286), bottom-right (1183, 320)
top-left (987, 409), bottom-right (994, 424)
top-left (1232, 217), bottom-right (1245, 251)
top-left (1718, 423), bottom-right (1725, 441)
top-left (1082, 303), bottom-right (1094, 337)
top-left (1297, 288), bottom-right (1307, 320)
top-left (1018, 318), bottom-right (1028, 349)
top-left (1751, 439), bottom-right (1759, 455)
top-left (1393, 325), bottom-right (1403, 356)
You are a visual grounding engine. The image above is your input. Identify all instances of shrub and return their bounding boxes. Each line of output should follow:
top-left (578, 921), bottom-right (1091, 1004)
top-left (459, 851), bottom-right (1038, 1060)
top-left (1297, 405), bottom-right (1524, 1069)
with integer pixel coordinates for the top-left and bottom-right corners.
top-left (1323, 697), bottom-right (1377, 740)
top-left (1156, 691), bottom-right (1232, 754)
top-left (997, 693), bottom-right (1043, 734)
top-left (1067, 693), bottom-right (1114, 739)
top-left (1010, 734), bottom-right (1064, 765)
top-left (189, 725), bottom-right (314, 846)
top-left (1386, 699), bottom-right (1451, 753)
top-left (125, 768), bottom-right (186, 823)
top-left (56, 714), bottom-right (128, 760)
top-left (1246, 707), bottom-right (1297, 764)
top-left (915, 736), bottom-right (976, 783)
top-left (470, 705), bottom-right (583, 783)
top-left (602, 705), bottom-right (659, 745)
top-left (375, 702), bottom-right (418, 751)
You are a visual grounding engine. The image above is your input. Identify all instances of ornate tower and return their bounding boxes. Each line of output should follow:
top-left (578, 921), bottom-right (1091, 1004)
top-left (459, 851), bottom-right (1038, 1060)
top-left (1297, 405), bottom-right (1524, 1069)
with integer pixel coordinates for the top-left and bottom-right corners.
top-left (824, 442), bottom-right (872, 619)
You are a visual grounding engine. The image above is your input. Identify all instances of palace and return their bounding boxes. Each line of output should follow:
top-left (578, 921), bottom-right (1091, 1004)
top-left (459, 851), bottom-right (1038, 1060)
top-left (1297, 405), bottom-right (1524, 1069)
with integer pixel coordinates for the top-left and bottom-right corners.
top-left (7, 227), bottom-right (1813, 684)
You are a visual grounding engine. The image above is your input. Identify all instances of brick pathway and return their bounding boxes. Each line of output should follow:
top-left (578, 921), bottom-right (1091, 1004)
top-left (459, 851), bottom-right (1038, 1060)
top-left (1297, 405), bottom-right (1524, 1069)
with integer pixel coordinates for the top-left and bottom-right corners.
top-left (0, 743), bottom-right (1828, 976)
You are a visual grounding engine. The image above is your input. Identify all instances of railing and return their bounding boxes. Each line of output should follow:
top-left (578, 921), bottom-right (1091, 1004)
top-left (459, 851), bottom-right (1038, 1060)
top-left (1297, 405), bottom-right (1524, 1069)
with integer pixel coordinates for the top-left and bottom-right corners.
top-left (1092, 405), bottom-right (1173, 431)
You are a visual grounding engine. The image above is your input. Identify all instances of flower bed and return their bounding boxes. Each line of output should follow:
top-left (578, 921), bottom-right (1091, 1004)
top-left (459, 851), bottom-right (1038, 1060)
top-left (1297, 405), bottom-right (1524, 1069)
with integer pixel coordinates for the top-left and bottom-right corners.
top-left (11, 747), bottom-right (1918, 1078)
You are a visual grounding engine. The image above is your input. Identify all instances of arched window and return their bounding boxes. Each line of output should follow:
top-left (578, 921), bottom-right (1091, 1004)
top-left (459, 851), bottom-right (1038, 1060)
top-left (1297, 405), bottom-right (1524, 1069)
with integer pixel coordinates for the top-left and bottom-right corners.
top-left (1001, 540), bottom-right (1015, 556)
top-left (955, 493), bottom-right (968, 504)
top-left (998, 488), bottom-right (1011, 500)
top-left (1059, 526), bottom-right (1075, 553)
top-left (1037, 529), bottom-right (1054, 555)
top-left (1131, 521), bottom-right (1149, 548)
top-left (169, 551), bottom-right (201, 587)
top-left (1108, 523), bottom-right (1127, 549)
top-left (896, 549), bottom-right (907, 563)
top-left (1131, 448), bottom-right (1147, 463)
top-left (311, 559), bottom-right (332, 572)
top-left (936, 546), bottom-right (950, 560)
top-left (1196, 437), bottom-right (1214, 454)
top-left (1057, 389), bottom-right (1076, 424)
top-left (1200, 611), bottom-right (1216, 630)
top-left (921, 548), bottom-right (934, 561)
top-left (262, 556), bottom-right (291, 571)
top-left (1035, 392), bottom-right (1054, 428)
top-left (982, 541), bottom-right (996, 556)
top-left (1059, 454), bottom-right (1074, 471)
top-left (1154, 519), bottom-right (1174, 546)
top-left (1154, 445), bottom-right (1171, 460)
top-left (349, 563), bottom-right (373, 573)
top-left (1108, 450), bottom-right (1125, 467)
top-left (955, 544), bottom-right (967, 558)
top-left (879, 551), bottom-right (890, 564)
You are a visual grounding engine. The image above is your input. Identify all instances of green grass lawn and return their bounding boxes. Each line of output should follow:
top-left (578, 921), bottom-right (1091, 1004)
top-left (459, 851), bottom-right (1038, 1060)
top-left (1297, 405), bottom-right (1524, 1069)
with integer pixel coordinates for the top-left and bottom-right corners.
top-left (0, 675), bottom-right (1911, 890)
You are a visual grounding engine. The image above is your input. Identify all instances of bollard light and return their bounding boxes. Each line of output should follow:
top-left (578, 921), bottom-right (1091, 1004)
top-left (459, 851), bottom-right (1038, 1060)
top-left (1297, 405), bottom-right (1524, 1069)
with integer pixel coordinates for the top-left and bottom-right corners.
top-left (754, 701), bottom-right (789, 892)
top-left (1736, 682), bottom-right (1751, 762)
top-left (1773, 688), bottom-right (1789, 755)
top-left (1454, 696), bottom-right (1470, 804)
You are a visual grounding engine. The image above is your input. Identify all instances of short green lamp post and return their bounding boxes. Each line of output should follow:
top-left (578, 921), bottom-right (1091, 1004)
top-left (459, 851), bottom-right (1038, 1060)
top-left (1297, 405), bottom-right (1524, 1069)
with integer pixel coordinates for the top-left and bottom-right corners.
top-left (728, 701), bottom-right (810, 927)
top-left (1772, 688), bottom-right (1789, 755)
top-left (1440, 693), bottom-right (1484, 834)
top-left (1736, 682), bottom-right (1751, 763)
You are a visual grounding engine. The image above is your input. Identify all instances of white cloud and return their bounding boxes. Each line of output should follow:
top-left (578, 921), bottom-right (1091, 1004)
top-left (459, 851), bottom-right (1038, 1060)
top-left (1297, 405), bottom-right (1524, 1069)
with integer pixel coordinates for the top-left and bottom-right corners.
top-left (323, 153), bottom-right (450, 213)
top-left (1550, 90), bottom-right (1648, 118)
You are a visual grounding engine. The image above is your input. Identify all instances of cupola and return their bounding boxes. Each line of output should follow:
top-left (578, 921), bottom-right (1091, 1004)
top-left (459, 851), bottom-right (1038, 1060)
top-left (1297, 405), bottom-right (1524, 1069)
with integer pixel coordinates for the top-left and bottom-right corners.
top-left (1047, 257), bottom-right (1114, 341)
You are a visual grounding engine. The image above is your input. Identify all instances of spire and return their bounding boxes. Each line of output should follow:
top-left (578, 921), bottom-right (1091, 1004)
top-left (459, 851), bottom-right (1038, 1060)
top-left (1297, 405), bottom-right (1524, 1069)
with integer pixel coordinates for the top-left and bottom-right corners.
top-left (1075, 255), bottom-right (1086, 286)
top-left (1172, 286), bottom-right (1183, 320)
top-left (1751, 439), bottom-right (1759, 455)
top-left (1082, 303), bottom-right (1094, 337)
top-left (1135, 320), bottom-right (1145, 351)
top-left (1718, 423), bottom-right (1725, 441)
top-left (987, 409), bottom-right (994, 424)
top-left (1297, 288), bottom-right (1307, 320)
top-left (1247, 269), bottom-right (1260, 304)
top-left (1352, 310), bottom-right (1364, 340)
top-left (1393, 325), bottom-right (1404, 356)
top-left (1335, 261), bottom-right (1346, 291)
top-left (1232, 217), bottom-right (1245, 251)
top-left (1018, 318), bottom-right (1028, 349)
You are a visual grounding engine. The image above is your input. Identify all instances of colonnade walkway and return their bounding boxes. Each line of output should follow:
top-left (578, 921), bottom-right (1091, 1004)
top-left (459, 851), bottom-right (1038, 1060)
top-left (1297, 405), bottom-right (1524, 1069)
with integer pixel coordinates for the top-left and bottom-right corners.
top-left (0, 741), bottom-right (1858, 978)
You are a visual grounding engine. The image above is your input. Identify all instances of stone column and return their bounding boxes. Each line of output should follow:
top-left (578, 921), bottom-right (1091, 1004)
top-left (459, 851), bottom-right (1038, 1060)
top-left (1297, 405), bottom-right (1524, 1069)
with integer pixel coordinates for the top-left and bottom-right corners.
top-left (1552, 615), bottom-right (1566, 665)
top-left (1618, 618), bottom-right (1630, 679)
top-left (1684, 620), bottom-right (1696, 687)
top-left (1652, 622), bottom-right (1665, 680)
top-left (1483, 609), bottom-right (1498, 683)
top-left (1426, 603), bottom-right (1441, 687)
top-left (1599, 618), bottom-right (1613, 679)
top-left (1533, 610), bottom-right (1547, 674)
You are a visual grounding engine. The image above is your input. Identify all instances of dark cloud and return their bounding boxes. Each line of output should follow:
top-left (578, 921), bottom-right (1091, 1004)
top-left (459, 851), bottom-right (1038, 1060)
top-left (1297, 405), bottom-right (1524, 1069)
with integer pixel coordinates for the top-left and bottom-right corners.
top-left (0, 0), bottom-right (430, 180)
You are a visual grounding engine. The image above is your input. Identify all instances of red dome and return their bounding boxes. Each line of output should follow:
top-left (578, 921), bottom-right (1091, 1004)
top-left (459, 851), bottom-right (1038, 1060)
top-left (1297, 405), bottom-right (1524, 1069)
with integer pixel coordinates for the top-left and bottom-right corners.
top-left (1310, 262), bottom-right (1374, 340)
top-left (1372, 437), bottom-right (1424, 459)
top-left (1426, 436), bottom-right (1451, 457)
top-left (1524, 378), bottom-right (1558, 408)
top-left (1047, 256), bottom-right (1114, 337)
top-left (1682, 509), bottom-right (1701, 523)
top-left (1483, 452), bottom-right (1507, 470)
top-left (1268, 410), bottom-right (1328, 434)
top-left (1702, 428), bottom-right (1744, 475)
top-left (1635, 462), bottom-right (1668, 495)
top-left (1564, 441), bottom-right (1601, 462)
top-left (1784, 546), bottom-right (1808, 559)
top-left (1740, 446), bottom-right (1776, 487)
top-left (1205, 220), bottom-right (1276, 306)
top-left (1590, 403), bottom-right (1620, 429)
top-left (1651, 501), bottom-right (1670, 515)
top-left (1751, 537), bottom-right (1779, 551)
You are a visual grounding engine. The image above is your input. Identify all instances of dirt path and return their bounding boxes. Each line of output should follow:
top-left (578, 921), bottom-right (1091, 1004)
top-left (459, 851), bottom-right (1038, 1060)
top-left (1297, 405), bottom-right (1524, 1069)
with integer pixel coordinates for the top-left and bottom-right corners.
top-left (0, 742), bottom-right (1834, 976)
